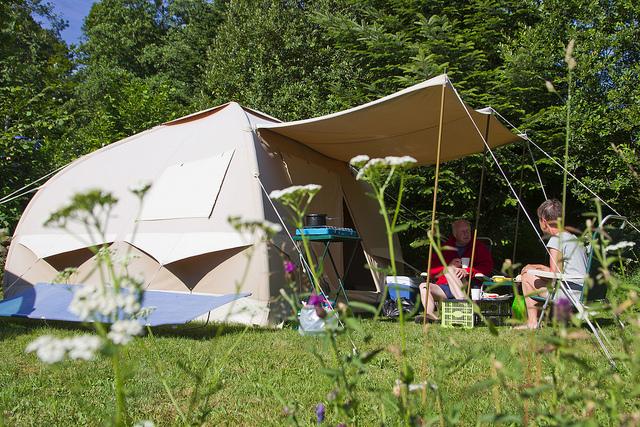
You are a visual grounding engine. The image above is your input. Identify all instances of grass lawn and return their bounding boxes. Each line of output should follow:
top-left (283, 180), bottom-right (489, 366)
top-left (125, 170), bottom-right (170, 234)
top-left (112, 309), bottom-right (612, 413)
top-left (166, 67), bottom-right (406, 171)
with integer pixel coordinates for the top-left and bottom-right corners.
top-left (0, 317), bottom-right (636, 426)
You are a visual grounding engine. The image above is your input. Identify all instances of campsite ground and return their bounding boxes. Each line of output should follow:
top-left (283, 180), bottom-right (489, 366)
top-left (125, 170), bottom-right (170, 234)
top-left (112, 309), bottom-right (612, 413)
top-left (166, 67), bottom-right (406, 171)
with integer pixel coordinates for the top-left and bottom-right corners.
top-left (0, 317), bottom-right (636, 425)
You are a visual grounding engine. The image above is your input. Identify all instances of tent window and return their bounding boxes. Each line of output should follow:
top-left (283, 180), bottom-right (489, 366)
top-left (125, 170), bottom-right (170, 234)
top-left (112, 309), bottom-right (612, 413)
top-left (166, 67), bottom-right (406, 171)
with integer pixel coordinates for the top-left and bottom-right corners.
top-left (342, 200), bottom-right (376, 291)
top-left (139, 149), bottom-right (235, 220)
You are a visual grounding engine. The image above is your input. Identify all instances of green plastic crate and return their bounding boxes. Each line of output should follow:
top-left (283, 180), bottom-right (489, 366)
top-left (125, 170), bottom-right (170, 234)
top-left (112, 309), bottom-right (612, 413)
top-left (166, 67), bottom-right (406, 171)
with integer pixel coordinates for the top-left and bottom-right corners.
top-left (440, 300), bottom-right (474, 328)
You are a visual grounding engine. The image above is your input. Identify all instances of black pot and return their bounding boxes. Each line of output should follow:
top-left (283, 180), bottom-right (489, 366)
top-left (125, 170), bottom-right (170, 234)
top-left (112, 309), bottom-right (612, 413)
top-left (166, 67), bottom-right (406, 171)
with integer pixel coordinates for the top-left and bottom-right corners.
top-left (305, 213), bottom-right (327, 227)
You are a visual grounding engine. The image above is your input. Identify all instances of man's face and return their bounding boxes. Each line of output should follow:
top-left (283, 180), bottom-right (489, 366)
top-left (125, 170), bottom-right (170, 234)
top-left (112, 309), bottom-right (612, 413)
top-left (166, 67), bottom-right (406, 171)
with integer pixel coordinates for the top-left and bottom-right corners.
top-left (539, 218), bottom-right (550, 234)
top-left (453, 222), bottom-right (472, 246)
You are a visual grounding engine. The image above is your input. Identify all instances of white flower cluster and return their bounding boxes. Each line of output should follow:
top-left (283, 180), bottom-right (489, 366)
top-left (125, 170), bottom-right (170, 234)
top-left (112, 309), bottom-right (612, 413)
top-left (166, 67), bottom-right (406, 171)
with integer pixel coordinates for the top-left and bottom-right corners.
top-left (269, 184), bottom-right (322, 201)
top-left (350, 155), bottom-right (417, 180)
top-left (263, 221), bottom-right (282, 234)
top-left (69, 283), bottom-right (141, 321)
top-left (349, 155), bottom-right (370, 167)
top-left (133, 306), bottom-right (157, 320)
top-left (107, 319), bottom-right (143, 345)
top-left (26, 335), bottom-right (102, 364)
top-left (134, 421), bottom-right (155, 427)
top-left (605, 241), bottom-right (636, 252)
top-left (385, 156), bottom-right (418, 166)
top-left (229, 216), bottom-right (282, 235)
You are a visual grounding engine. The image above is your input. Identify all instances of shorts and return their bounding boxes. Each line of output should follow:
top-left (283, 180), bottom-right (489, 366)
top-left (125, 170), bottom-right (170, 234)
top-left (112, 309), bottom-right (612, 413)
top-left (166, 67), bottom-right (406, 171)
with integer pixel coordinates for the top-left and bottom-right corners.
top-left (554, 281), bottom-right (583, 302)
top-left (438, 284), bottom-right (455, 299)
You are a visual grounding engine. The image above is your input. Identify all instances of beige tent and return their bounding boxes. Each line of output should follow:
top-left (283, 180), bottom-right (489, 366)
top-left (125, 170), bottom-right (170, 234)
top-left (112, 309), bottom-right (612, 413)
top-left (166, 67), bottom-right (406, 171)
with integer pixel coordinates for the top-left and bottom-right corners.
top-left (3, 74), bottom-right (521, 325)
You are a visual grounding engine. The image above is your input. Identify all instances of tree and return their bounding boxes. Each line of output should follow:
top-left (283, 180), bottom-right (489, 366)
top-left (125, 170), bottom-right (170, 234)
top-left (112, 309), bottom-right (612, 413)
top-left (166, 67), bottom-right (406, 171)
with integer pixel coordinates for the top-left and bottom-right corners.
top-left (200, 0), bottom-right (362, 121)
top-left (0, 0), bottom-right (73, 229)
top-left (499, 0), bottom-right (640, 225)
top-left (64, 0), bottom-right (228, 157)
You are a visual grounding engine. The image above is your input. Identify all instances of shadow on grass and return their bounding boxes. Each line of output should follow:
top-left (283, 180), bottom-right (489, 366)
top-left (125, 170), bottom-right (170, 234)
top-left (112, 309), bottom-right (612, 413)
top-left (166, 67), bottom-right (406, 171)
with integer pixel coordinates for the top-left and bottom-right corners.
top-left (149, 321), bottom-right (281, 340)
top-left (0, 317), bottom-right (281, 341)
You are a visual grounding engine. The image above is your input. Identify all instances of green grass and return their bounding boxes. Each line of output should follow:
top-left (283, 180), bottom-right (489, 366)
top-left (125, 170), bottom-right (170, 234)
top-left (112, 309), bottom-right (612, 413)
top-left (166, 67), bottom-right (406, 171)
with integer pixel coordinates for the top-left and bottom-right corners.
top-left (0, 318), bottom-right (636, 426)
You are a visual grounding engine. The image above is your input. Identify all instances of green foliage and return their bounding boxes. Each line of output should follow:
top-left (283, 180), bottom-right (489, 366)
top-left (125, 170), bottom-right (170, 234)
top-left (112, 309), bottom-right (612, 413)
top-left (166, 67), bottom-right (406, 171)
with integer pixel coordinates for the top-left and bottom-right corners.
top-left (0, 0), bottom-right (73, 229)
top-left (500, 0), bottom-right (640, 218)
top-left (200, 0), bottom-right (361, 120)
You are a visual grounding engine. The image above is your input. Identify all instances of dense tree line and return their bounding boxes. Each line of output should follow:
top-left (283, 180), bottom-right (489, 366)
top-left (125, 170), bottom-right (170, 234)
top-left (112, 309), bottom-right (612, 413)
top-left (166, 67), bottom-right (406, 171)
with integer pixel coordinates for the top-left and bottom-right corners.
top-left (1, 0), bottom-right (639, 266)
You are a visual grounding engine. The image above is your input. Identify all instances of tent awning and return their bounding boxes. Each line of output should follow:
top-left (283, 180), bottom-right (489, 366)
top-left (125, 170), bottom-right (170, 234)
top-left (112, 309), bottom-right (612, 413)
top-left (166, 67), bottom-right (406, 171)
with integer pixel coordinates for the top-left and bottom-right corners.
top-left (256, 75), bottom-right (522, 165)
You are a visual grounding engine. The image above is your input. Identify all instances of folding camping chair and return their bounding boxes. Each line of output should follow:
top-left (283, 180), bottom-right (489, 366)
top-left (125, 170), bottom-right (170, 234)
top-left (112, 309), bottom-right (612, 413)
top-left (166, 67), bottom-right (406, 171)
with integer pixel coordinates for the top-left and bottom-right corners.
top-left (534, 215), bottom-right (634, 328)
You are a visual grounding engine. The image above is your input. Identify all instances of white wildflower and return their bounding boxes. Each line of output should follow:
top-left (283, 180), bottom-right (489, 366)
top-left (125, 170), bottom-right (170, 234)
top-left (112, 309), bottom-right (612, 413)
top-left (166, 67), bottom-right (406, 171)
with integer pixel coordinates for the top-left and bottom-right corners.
top-left (134, 421), bottom-right (155, 427)
top-left (26, 336), bottom-right (66, 364)
top-left (108, 319), bottom-right (143, 345)
top-left (384, 156), bottom-right (417, 167)
top-left (133, 306), bottom-right (156, 320)
top-left (263, 220), bottom-right (282, 234)
top-left (228, 216), bottom-right (282, 236)
top-left (119, 293), bottom-right (141, 315)
top-left (69, 283), bottom-right (120, 321)
top-left (605, 241), bottom-right (635, 252)
top-left (356, 158), bottom-right (385, 180)
top-left (26, 334), bottom-right (102, 364)
top-left (69, 281), bottom-right (147, 321)
top-left (269, 184), bottom-right (322, 201)
top-left (545, 80), bottom-right (556, 93)
top-left (564, 39), bottom-right (576, 70)
top-left (66, 335), bottom-right (102, 361)
top-left (349, 155), bottom-right (370, 167)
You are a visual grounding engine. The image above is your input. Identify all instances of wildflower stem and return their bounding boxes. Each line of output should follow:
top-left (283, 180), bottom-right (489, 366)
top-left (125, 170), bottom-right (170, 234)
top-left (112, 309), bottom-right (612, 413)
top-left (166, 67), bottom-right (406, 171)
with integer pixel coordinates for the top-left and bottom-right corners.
top-left (144, 327), bottom-right (188, 424)
top-left (112, 351), bottom-right (127, 426)
top-left (561, 56), bottom-right (572, 229)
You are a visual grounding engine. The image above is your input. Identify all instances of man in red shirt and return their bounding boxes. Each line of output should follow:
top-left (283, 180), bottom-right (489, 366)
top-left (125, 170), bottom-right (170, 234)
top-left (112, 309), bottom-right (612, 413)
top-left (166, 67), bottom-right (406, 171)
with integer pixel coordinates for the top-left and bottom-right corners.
top-left (418, 219), bottom-right (494, 321)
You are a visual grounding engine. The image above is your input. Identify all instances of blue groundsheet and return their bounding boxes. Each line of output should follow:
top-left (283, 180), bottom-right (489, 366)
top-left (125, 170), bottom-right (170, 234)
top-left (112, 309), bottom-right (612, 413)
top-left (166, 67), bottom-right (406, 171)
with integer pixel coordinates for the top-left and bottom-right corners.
top-left (0, 283), bottom-right (250, 326)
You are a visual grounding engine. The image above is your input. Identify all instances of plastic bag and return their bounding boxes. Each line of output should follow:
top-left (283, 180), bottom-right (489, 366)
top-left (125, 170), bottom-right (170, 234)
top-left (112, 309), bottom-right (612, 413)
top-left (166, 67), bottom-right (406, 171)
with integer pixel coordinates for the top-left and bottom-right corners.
top-left (382, 297), bottom-right (415, 318)
top-left (512, 295), bottom-right (527, 321)
top-left (298, 305), bottom-right (326, 335)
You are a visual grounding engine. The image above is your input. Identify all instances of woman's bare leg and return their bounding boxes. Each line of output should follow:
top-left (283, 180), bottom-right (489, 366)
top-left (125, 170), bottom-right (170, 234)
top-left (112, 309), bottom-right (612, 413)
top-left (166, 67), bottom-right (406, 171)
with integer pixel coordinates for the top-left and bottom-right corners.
top-left (419, 282), bottom-right (447, 319)
top-left (520, 272), bottom-right (549, 329)
top-left (443, 267), bottom-right (467, 299)
top-left (427, 284), bottom-right (446, 319)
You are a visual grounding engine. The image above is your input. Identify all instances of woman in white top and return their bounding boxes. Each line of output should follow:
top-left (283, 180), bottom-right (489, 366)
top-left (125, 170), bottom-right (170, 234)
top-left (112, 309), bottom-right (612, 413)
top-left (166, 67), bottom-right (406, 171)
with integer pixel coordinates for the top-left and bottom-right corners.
top-left (517, 199), bottom-right (588, 329)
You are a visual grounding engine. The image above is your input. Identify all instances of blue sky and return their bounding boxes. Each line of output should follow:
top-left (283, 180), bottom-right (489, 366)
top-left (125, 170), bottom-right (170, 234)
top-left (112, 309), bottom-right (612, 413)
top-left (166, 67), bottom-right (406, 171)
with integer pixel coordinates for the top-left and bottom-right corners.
top-left (49, 0), bottom-right (96, 45)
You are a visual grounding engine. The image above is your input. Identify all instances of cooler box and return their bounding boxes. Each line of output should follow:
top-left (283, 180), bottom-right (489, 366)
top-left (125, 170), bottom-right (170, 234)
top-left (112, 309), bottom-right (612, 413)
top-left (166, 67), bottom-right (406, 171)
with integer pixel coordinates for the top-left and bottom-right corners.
top-left (385, 276), bottom-right (421, 302)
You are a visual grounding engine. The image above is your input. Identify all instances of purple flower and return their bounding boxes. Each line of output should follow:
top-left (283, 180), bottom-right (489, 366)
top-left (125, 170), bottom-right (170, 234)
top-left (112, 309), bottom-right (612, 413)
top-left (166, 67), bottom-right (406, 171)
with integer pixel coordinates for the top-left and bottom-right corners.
top-left (315, 403), bottom-right (325, 424)
top-left (308, 294), bottom-right (325, 307)
top-left (284, 260), bottom-right (296, 274)
top-left (555, 297), bottom-right (572, 323)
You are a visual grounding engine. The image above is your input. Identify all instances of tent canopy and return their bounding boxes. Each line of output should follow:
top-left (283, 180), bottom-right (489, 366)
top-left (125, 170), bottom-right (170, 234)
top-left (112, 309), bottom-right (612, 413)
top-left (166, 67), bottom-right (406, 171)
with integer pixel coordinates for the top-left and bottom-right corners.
top-left (256, 75), bottom-right (522, 165)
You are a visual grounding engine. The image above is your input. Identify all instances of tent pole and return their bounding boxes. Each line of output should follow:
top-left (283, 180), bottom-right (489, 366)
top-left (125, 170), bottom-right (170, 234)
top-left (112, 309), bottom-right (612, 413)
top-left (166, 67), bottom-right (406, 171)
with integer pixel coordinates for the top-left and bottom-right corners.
top-left (467, 117), bottom-right (491, 296)
top-left (423, 79), bottom-right (447, 326)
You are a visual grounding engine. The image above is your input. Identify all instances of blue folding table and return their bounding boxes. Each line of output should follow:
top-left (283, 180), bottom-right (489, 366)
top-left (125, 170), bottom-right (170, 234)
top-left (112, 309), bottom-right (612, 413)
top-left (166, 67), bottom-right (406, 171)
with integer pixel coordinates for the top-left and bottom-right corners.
top-left (293, 227), bottom-right (360, 303)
